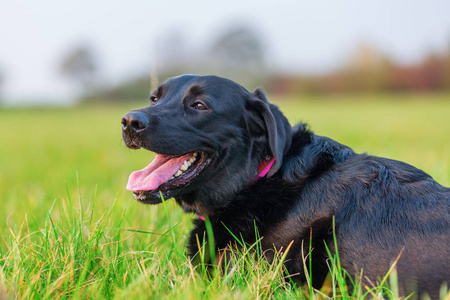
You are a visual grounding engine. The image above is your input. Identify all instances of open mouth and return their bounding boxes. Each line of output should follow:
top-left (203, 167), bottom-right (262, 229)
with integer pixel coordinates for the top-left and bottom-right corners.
top-left (126, 151), bottom-right (210, 204)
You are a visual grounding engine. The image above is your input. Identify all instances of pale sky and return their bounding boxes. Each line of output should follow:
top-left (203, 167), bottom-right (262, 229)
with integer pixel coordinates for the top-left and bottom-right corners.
top-left (1, 0), bottom-right (449, 104)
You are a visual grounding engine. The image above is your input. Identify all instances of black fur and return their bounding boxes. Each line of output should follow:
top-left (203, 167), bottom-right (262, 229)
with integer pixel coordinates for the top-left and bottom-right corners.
top-left (122, 75), bottom-right (450, 299)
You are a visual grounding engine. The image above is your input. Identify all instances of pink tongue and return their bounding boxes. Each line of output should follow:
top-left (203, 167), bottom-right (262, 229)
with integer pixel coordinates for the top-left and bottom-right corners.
top-left (126, 153), bottom-right (193, 191)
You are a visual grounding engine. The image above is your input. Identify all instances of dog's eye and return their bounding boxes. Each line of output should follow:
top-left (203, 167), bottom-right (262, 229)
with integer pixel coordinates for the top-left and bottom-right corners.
top-left (150, 96), bottom-right (158, 104)
top-left (192, 101), bottom-right (207, 110)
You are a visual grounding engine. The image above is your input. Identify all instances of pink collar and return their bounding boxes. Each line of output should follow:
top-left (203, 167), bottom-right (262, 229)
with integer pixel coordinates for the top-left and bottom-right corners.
top-left (199, 157), bottom-right (275, 221)
top-left (257, 157), bottom-right (276, 179)
top-left (250, 156), bottom-right (276, 185)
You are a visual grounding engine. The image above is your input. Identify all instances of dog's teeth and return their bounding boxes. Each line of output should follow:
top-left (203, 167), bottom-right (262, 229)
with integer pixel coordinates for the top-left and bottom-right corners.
top-left (180, 161), bottom-right (188, 171)
top-left (171, 154), bottom-right (200, 180)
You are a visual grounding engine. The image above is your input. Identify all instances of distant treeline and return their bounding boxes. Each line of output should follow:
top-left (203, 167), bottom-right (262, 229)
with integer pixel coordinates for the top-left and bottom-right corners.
top-left (85, 42), bottom-right (450, 102)
top-left (269, 45), bottom-right (450, 95)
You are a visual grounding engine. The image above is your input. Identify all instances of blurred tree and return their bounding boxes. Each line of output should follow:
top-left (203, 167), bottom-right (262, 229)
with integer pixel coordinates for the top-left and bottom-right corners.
top-left (209, 25), bottom-right (266, 72)
top-left (444, 39), bottom-right (450, 89)
top-left (155, 24), bottom-right (268, 90)
top-left (88, 76), bottom-right (152, 103)
top-left (157, 29), bottom-right (190, 73)
top-left (0, 66), bottom-right (4, 103)
top-left (155, 29), bottom-right (194, 88)
top-left (342, 44), bottom-right (394, 93)
top-left (421, 52), bottom-right (445, 90)
top-left (205, 24), bottom-right (268, 89)
top-left (59, 44), bottom-right (98, 93)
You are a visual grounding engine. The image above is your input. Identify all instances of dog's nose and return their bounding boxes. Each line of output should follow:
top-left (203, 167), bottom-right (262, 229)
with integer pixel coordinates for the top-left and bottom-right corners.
top-left (121, 111), bottom-right (149, 133)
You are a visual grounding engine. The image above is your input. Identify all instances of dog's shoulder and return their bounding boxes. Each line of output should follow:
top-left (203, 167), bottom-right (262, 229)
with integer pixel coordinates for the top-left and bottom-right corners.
top-left (280, 123), bottom-right (356, 182)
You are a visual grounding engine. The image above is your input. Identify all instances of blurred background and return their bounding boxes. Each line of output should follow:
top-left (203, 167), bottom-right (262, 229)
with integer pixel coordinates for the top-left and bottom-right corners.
top-left (1, 0), bottom-right (450, 105)
top-left (1, 2), bottom-right (449, 296)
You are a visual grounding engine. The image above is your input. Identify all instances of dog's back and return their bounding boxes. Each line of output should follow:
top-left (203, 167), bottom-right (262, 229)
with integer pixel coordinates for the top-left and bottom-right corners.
top-left (281, 125), bottom-right (450, 298)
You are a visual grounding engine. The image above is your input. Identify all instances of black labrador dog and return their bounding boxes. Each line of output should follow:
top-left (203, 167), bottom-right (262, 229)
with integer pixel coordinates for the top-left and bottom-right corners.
top-left (122, 75), bottom-right (449, 298)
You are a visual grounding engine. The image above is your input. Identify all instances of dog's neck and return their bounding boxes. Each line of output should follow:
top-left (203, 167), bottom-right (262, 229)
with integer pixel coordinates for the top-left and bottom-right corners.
top-left (198, 157), bottom-right (275, 221)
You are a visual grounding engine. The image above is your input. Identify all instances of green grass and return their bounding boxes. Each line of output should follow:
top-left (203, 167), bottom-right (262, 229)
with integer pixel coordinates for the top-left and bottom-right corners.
top-left (0, 93), bottom-right (449, 299)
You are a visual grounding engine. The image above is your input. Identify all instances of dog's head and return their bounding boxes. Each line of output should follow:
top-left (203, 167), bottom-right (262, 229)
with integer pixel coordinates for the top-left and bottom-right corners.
top-left (122, 75), bottom-right (291, 215)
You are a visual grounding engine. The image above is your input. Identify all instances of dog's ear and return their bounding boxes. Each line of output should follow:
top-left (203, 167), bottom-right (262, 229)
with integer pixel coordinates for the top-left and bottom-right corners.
top-left (247, 88), bottom-right (292, 177)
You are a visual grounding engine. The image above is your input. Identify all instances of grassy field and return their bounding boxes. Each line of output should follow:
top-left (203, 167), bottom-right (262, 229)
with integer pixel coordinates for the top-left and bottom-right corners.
top-left (0, 93), bottom-right (449, 299)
